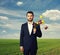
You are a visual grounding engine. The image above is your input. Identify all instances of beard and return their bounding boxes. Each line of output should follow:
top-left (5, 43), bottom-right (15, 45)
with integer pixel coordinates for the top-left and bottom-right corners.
top-left (27, 19), bottom-right (33, 22)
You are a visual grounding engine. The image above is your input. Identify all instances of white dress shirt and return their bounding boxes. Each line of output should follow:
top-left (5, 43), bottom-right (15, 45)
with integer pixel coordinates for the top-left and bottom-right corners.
top-left (28, 21), bottom-right (33, 35)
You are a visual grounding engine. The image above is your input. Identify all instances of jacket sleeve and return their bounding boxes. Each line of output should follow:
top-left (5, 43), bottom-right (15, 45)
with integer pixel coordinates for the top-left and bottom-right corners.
top-left (20, 24), bottom-right (24, 46)
top-left (36, 25), bottom-right (42, 37)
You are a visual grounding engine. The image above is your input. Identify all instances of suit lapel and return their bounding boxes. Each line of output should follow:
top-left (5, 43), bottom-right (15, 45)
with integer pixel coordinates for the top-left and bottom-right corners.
top-left (26, 22), bottom-right (30, 35)
top-left (31, 22), bottom-right (35, 35)
top-left (30, 28), bottom-right (33, 35)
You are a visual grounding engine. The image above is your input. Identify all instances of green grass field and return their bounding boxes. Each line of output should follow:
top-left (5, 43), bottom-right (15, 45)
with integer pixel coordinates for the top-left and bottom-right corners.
top-left (0, 39), bottom-right (60, 55)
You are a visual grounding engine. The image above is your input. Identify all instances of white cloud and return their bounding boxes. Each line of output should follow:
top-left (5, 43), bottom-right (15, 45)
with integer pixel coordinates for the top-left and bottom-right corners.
top-left (40, 23), bottom-right (60, 38)
top-left (0, 8), bottom-right (26, 30)
top-left (42, 10), bottom-right (60, 21)
top-left (0, 8), bottom-right (26, 18)
top-left (16, 1), bottom-right (23, 6)
top-left (41, 23), bottom-right (60, 31)
top-left (0, 16), bottom-right (8, 20)
top-left (3, 23), bottom-right (13, 28)
top-left (0, 21), bottom-right (23, 30)
top-left (2, 30), bottom-right (7, 33)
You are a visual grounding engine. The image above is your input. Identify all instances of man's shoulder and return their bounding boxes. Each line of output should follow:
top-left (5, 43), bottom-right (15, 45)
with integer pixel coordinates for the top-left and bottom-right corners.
top-left (22, 22), bottom-right (27, 26)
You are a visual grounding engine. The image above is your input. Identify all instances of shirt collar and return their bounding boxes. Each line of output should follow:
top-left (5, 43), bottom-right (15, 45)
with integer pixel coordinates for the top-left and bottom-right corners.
top-left (28, 21), bottom-right (33, 25)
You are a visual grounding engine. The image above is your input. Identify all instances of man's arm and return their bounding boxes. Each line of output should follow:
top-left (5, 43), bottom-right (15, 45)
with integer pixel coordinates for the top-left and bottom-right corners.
top-left (20, 24), bottom-right (24, 46)
top-left (20, 24), bottom-right (24, 52)
top-left (36, 25), bottom-right (42, 37)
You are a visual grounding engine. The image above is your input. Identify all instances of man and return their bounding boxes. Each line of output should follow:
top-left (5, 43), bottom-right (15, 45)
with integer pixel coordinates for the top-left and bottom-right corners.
top-left (20, 11), bottom-right (42, 55)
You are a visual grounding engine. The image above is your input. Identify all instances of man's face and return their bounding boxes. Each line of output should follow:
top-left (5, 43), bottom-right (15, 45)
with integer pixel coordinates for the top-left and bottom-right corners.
top-left (26, 13), bottom-right (34, 22)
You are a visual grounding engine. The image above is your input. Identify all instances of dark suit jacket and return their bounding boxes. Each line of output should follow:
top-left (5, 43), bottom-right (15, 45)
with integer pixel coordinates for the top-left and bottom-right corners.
top-left (20, 22), bottom-right (42, 51)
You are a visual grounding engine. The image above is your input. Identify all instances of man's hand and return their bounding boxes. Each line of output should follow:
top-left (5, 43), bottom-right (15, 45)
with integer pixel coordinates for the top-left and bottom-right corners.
top-left (20, 46), bottom-right (24, 52)
top-left (33, 28), bottom-right (36, 34)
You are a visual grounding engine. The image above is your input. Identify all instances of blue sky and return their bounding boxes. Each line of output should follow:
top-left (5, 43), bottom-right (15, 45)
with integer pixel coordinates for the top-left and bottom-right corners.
top-left (0, 0), bottom-right (60, 39)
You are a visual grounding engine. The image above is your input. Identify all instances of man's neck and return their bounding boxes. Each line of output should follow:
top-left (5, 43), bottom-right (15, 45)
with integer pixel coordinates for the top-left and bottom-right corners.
top-left (28, 21), bottom-right (33, 24)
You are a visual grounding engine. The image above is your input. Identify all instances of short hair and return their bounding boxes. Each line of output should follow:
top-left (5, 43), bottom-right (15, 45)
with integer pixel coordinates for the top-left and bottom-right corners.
top-left (26, 11), bottom-right (34, 16)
